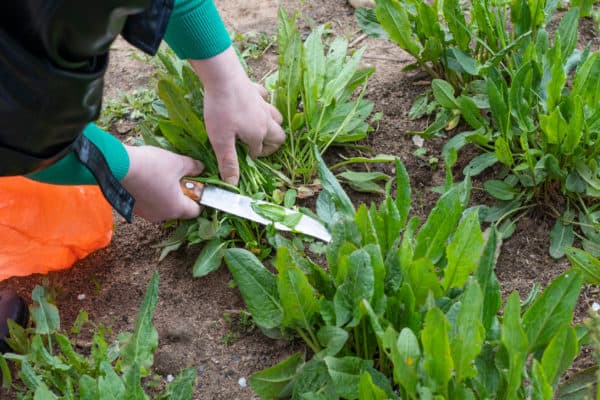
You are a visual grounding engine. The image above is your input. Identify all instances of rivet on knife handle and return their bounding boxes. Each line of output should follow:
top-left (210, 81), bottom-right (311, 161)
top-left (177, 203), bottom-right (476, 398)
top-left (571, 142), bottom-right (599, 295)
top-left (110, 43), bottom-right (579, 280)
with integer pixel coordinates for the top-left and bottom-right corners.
top-left (180, 179), bottom-right (204, 202)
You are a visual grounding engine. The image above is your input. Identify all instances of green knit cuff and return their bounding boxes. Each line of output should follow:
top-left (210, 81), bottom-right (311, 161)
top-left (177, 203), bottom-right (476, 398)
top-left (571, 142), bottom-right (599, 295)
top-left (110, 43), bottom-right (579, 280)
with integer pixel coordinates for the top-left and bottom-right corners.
top-left (164, 0), bottom-right (232, 60)
top-left (28, 124), bottom-right (130, 185)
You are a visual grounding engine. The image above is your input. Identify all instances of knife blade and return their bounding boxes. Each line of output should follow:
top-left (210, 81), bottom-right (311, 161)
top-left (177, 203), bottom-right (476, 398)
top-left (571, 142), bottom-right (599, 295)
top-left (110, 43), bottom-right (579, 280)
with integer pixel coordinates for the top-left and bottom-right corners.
top-left (180, 179), bottom-right (331, 243)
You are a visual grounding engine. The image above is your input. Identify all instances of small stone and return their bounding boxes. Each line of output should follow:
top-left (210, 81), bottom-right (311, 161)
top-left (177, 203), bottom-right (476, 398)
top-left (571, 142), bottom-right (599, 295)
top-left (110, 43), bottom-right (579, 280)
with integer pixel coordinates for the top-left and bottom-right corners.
top-left (238, 377), bottom-right (247, 388)
top-left (592, 302), bottom-right (600, 312)
top-left (77, 294), bottom-right (86, 301)
top-left (167, 374), bottom-right (174, 383)
top-left (231, 354), bottom-right (241, 362)
top-left (412, 136), bottom-right (424, 148)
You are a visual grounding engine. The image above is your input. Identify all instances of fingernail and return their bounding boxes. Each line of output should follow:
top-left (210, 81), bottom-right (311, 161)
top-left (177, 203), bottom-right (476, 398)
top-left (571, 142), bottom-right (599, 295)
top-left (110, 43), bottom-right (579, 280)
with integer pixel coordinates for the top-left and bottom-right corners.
top-left (225, 176), bottom-right (239, 186)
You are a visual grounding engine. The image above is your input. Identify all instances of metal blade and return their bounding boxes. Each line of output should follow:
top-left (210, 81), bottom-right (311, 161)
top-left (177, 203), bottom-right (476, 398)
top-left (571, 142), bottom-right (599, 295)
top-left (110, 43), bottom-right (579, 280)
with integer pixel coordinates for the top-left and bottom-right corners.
top-left (199, 185), bottom-right (332, 242)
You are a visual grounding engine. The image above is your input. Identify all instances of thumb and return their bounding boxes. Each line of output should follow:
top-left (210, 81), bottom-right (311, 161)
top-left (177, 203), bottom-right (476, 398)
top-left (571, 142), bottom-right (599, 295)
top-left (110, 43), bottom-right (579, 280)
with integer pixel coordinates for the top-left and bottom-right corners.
top-left (177, 194), bottom-right (202, 220)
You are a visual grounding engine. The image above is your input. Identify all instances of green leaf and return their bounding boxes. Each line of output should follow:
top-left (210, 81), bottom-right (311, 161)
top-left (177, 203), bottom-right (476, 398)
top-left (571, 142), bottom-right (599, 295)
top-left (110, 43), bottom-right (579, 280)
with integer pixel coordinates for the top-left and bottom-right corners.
top-left (476, 228), bottom-right (502, 333)
top-left (164, 368), bottom-right (197, 400)
top-left (224, 249), bottom-right (283, 329)
top-left (414, 186), bottom-right (463, 263)
top-left (303, 26), bottom-right (326, 118)
top-left (323, 356), bottom-right (372, 399)
top-left (422, 308), bottom-right (452, 393)
top-left (487, 77), bottom-right (509, 136)
top-left (0, 356), bottom-right (10, 389)
top-left (355, 8), bottom-right (389, 39)
top-left (375, 0), bottom-right (422, 56)
top-left (565, 247), bottom-right (600, 285)
top-left (556, 7), bottom-right (580, 61)
top-left (522, 269), bottom-right (583, 353)
top-left (562, 96), bottom-right (583, 155)
top-left (549, 217), bottom-right (574, 259)
top-left (192, 239), bottom-right (226, 277)
top-left (275, 30), bottom-right (303, 127)
top-left (250, 353), bottom-right (304, 399)
top-left (395, 158), bottom-right (411, 227)
top-left (322, 47), bottom-right (366, 106)
top-left (157, 79), bottom-right (207, 144)
top-left (405, 258), bottom-right (442, 305)
top-left (463, 153), bottom-right (498, 177)
top-left (333, 249), bottom-right (375, 327)
top-left (31, 286), bottom-right (60, 335)
top-left (120, 272), bottom-right (159, 373)
top-left (531, 360), bottom-right (553, 400)
top-left (317, 326), bottom-right (349, 357)
top-left (358, 372), bottom-right (388, 400)
top-left (315, 146), bottom-right (355, 218)
top-left (29, 335), bottom-right (71, 371)
top-left (388, 327), bottom-right (419, 396)
top-left (484, 180), bottom-right (517, 200)
top-left (123, 362), bottom-right (146, 400)
top-left (501, 293), bottom-right (528, 399)
top-left (451, 280), bottom-right (485, 383)
top-left (442, 210), bottom-right (484, 291)
top-left (540, 108), bottom-right (568, 145)
top-left (408, 93), bottom-right (430, 120)
top-left (33, 383), bottom-right (58, 400)
top-left (572, 53), bottom-right (600, 108)
top-left (276, 247), bottom-right (319, 332)
top-left (456, 95), bottom-right (484, 129)
top-left (494, 136), bottom-right (514, 167)
top-left (442, 0), bottom-right (470, 51)
top-left (556, 366), bottom-right (598, 399)
top-left (448, 48), bottom-right (482, 76)
top-left (432, 79), bottom-right (458, 109)
top-left (541, 324), bottom-right (578, 388)
top-left (98, 361), bottom-right (126, 400)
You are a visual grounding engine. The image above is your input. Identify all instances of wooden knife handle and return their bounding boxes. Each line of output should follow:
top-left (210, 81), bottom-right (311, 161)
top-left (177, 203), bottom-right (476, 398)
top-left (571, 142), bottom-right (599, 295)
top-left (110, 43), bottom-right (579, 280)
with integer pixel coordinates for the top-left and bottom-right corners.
top-left (180, 179), bottom-right (205, 202)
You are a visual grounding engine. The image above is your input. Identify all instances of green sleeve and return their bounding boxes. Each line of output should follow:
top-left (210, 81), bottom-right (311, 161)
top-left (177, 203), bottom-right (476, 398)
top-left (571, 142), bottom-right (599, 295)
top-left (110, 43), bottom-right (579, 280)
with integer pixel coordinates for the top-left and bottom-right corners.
top-left (163, 0), bottom-right (232, 60)
top-left (27, 124), bottom-right (130, 185)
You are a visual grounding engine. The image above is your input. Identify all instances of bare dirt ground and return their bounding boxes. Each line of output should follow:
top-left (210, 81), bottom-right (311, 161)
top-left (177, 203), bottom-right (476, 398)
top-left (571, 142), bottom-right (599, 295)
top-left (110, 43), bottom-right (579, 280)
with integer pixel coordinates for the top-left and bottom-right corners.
top-left (1, 1), bottom-right (598, 399)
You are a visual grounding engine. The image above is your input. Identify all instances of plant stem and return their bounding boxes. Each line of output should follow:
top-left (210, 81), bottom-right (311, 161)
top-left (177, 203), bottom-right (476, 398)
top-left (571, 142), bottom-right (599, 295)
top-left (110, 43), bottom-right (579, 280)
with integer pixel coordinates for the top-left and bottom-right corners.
top-left (297, 328), bottom-right (320, 354)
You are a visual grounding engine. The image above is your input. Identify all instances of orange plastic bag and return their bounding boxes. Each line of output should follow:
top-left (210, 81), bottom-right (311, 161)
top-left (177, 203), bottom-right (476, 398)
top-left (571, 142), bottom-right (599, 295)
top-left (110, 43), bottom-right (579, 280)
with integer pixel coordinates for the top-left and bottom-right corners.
top-left (0, 177), bottom-right (113, 280)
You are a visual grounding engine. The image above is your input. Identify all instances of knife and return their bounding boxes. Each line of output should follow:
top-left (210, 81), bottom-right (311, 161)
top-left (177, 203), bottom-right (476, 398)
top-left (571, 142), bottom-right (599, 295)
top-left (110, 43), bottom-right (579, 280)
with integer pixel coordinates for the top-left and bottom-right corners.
top-left (180, 179), bottom-right (332, 243)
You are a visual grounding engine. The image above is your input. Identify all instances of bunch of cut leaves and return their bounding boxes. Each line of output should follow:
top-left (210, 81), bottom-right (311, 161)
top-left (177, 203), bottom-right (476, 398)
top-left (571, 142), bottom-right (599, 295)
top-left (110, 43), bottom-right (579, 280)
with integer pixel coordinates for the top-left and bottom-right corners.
top-left (223, 148), bottom-right (592, 399)
top-left (142, 10), bottom-right (388, 274)
top-left (0, 273), bottom-right (196, 399)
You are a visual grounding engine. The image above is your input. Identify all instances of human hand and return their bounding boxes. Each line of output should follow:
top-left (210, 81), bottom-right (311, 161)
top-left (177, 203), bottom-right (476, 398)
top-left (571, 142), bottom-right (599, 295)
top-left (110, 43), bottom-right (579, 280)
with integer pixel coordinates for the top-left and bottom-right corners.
top-left (120, 145), bottom-right (204, 223)
top-left (190, 46), bottom-right (285, 186)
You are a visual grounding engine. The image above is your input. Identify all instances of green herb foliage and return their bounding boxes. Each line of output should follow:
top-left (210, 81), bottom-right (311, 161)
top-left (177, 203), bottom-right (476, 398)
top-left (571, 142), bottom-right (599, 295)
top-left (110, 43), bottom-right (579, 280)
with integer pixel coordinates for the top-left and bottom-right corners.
top-left (224, 148), bottom-right (586, 399)
top-left (358, 1), bottom-right (600, 257)
top-left (0, 273), bottom-right (196, 399)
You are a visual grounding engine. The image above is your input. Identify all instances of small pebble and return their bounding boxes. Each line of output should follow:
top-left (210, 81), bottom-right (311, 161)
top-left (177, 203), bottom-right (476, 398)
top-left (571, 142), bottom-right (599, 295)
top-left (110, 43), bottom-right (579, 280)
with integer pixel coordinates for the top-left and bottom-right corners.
top-left (592, 302), bottom-right (600, 312)
top-left (77, 294), bottom-right (86, 301)
top-left (167, 374), bottom-right (174, 383)
top-left (412, 136), bottom-right (424, 148)
top-left (238, 377), bottom-right (247, 388)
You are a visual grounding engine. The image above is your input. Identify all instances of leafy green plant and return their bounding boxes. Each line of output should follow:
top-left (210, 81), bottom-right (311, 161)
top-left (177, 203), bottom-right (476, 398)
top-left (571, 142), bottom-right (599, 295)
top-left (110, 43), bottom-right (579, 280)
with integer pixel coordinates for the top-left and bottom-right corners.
top-left (265, 9), bottom-right (381, 183)
top-left (359, 0), bottom-right (599, 258)
top-left (223, 147), bottom-right (587, 399)
top-left (0, 273), bottom-right (196, 399)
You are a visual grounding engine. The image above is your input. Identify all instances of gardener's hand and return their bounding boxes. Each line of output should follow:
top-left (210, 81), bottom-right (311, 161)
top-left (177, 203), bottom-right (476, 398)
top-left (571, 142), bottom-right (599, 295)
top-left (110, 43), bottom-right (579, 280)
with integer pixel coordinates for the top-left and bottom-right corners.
top-left (121, 145), bottom-right (204, 223)
top-left (190, 46), bottom-right (285, 186)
